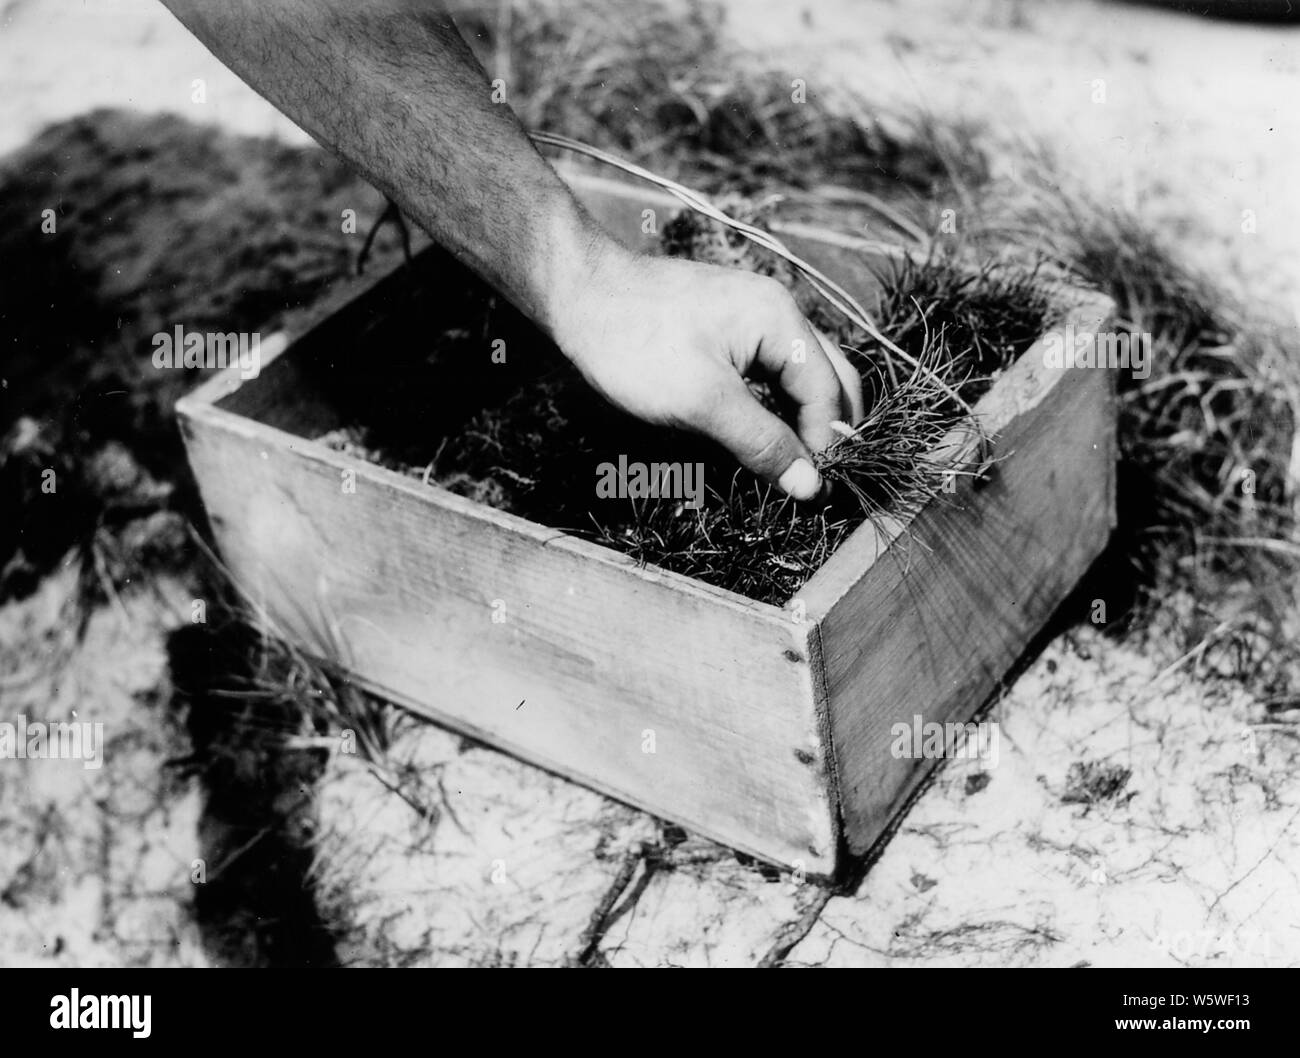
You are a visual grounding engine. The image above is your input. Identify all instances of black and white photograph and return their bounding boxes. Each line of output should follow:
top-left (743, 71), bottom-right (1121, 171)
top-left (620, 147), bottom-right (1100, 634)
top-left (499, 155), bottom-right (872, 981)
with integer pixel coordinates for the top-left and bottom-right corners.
top-left (1, 0), bottom-right (1297, 1000)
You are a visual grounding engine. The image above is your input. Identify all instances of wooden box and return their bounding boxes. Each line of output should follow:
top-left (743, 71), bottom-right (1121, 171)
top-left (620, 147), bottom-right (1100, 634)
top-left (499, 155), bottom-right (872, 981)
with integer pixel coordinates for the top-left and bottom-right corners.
top-left (177, 169), bottom-right (1115, 877)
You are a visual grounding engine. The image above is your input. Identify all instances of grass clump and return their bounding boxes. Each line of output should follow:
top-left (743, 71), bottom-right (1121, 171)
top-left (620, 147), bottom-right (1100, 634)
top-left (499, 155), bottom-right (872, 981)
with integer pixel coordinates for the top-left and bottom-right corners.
top-left (959, 169), bottom-right (1300, 703)
top-left (863, 254), bottom-right (1060, 389)
top-left (980, 180), bottom-right (1299, 611)
top-left (815, 348), bottom-right (974, 525)
top-left (453, 0), bottom-right (987, 199)
top-left (587, 480), bottom-right (859, 605)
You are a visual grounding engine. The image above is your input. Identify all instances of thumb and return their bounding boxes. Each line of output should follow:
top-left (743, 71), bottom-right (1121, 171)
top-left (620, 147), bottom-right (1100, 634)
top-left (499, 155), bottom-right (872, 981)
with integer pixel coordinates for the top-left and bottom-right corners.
top-left (695, 376), bottom-right (823, 501)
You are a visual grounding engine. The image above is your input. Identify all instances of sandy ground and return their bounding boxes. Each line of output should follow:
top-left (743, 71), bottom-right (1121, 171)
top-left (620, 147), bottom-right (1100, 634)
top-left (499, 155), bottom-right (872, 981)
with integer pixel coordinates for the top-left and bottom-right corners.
top-left (1, 0), bottom-right (312, 152)
top-left (0, 566), bottom-right (207, 967)
top-left (729, 0), bottom-right (1300, 314)
top-left (3, 0), bottom-right (1293, 300)
top-left (314, 622), bottom-right (1300, 967)
top-left (1, 0), bottom-right (1297, 966)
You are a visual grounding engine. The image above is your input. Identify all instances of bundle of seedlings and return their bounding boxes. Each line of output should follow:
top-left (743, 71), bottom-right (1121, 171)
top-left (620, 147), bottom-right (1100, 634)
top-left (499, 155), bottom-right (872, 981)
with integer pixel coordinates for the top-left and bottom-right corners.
top-left (319, 195), bottom-right (1056, 606)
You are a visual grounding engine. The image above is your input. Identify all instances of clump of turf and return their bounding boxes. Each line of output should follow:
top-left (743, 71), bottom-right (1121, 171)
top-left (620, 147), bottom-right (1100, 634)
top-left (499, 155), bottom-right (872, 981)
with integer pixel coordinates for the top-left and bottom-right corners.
top-left (659, 200), bottom-right (1056, 398)
top-left (587, 479), bottom-right (859, 605)
top-left (864, 253), bottom-right (1060, 391)
top-left (815, 348), bottom-right (974, 526)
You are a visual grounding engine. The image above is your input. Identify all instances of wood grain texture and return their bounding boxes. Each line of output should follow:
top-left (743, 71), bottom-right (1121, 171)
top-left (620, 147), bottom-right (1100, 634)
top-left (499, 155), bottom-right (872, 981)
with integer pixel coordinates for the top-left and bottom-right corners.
top-left (178, 396), bottom-right (839, 872)
top-left (805, 305), bottom-right (1117, 854)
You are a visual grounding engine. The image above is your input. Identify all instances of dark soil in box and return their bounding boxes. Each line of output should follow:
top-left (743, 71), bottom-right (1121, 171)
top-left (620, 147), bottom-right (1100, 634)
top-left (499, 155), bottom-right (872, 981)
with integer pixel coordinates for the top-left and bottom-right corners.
top-left (303, 209), bottom-right (1056, 605)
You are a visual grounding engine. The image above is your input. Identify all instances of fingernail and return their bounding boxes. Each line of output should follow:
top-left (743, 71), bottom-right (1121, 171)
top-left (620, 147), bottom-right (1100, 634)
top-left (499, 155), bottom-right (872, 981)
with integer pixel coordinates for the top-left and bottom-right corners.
top-left (778, 458), bottom-right (821, 501)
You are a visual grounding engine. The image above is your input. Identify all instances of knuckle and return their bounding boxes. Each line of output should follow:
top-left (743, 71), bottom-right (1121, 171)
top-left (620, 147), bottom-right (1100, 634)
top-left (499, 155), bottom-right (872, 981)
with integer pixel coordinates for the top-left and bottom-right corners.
top-left (739, 272), bottom-right (797, 314)
top-left (675, 372), bottom-right (729, 427)
top-left (767, 286), bottom-right (805, 327)
top-left (749, 427), bottom-right (792, 473)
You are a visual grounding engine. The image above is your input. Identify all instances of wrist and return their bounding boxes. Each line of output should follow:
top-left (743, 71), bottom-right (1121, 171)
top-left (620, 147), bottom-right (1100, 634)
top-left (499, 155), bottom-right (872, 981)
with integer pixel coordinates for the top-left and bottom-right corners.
top-left (533, 199), bottom-right (635, 361)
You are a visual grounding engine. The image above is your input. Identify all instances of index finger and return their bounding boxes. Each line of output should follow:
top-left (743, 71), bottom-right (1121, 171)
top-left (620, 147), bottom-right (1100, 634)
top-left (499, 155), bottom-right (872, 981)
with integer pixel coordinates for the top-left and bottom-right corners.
top-left (755, 315), bottom-right (858, 453)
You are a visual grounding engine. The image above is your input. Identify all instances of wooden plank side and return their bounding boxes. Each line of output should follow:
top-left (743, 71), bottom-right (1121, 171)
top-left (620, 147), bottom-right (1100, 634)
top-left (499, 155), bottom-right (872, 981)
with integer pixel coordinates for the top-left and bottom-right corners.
top-left (817, 358), bottom-right (1116, 855)
top-left (177, 404), bottom-right (839, 873)
top-left (799, 295), bottom-right (1115, 614)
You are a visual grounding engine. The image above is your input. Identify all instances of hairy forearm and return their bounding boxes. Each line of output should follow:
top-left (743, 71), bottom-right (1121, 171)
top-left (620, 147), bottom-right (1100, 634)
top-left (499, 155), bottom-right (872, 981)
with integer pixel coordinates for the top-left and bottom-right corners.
top-left (160, 0), bottom-right (857, 496)
top-left (160, 0), bottom-right (610, 335)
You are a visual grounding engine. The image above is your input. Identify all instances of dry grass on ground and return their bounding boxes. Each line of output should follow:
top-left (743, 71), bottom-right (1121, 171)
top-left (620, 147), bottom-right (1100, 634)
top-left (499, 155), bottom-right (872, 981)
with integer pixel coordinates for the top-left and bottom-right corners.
top-left (0, 0), bottom-right (1296, 966)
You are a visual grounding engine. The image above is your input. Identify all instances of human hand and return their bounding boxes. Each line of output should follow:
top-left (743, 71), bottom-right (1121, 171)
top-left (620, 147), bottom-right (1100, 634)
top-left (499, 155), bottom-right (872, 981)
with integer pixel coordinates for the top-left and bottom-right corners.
top-left (546, 243), bottom-right (865, 501)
